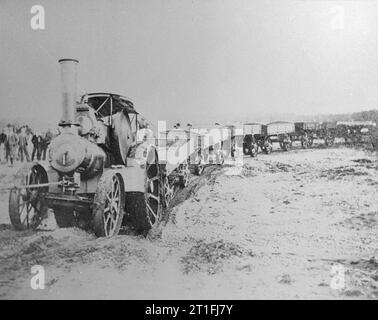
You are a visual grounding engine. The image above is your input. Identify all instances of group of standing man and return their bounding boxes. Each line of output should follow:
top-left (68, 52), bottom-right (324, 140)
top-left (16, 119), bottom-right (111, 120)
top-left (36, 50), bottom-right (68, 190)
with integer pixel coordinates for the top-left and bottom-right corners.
top-left (0, 125), bottom-right (54, 165)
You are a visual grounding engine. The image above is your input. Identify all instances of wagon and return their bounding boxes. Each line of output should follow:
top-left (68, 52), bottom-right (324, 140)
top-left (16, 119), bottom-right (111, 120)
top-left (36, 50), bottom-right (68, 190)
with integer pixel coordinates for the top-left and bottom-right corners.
top-left (293, 122), bottom-right (324, 148)
top-left (316, 122), bottom-right (337, 146)
top-left (336, 121), bottom-right (377, 145)
top-left (198, 125), bottom-right (228, 164)
top-left (266, 121), bottom-right (295, 151)
top-left (242, 123), bottom-right (269, 156)
top-left (157, 128), bottom-right (205, 207)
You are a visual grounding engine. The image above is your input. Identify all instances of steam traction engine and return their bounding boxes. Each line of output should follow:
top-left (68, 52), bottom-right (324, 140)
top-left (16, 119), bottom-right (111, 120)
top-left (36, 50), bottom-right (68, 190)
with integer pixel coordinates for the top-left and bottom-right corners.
top-left (9, 59), bottom-right (162, 237)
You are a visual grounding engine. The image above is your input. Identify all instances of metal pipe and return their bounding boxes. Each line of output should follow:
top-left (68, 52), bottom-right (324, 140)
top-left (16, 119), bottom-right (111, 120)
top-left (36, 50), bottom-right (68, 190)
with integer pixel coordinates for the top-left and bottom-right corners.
top-left (58, 58), bottom-right (79, 130)
top-left (0, 181), bottom-right (62, 191)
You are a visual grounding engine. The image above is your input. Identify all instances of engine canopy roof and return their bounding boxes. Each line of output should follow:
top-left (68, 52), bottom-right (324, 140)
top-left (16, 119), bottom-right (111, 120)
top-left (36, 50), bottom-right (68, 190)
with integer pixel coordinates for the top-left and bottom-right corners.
top-left (80, 93), bottom-right (137, 118)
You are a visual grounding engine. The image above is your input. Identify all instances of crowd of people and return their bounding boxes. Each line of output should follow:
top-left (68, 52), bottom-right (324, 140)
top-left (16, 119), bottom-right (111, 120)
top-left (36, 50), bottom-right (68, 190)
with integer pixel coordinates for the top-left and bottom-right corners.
top-left (0, 124), bottom-right (55, 165)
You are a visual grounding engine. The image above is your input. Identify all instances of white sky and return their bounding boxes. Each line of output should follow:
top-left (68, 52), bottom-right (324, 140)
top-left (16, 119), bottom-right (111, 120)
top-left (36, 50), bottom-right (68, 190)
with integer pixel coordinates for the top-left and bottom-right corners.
top-left (1, 0), bottom-right (378, 127)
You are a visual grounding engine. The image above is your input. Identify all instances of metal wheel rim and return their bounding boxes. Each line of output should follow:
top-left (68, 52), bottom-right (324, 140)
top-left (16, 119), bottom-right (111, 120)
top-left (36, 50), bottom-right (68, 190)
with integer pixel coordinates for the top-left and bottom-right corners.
top-left (146, 156), bottom-right (160, 227)
top-left (103, 175), bottom-right (122, 237)
top-left (19, 169), bottom-right (42, 229)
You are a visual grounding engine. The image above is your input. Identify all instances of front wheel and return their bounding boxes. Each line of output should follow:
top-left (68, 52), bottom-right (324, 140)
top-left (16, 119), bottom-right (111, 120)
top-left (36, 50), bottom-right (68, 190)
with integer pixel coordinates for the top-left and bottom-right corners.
top-left (92, 172), bottom-right (125, 237)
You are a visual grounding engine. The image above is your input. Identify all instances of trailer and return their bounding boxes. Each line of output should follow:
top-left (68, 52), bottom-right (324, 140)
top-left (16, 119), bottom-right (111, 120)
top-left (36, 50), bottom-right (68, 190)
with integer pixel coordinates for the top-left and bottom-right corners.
top-left (336, 121), bottom-right (377, 145)
top-left (266, 121), bottom-right (295, 151)
top-left (157, 128), bottom-right (205, 207)
top-left (242, 123), bottom-right (268, 156)
top-left (293, 122), bottom-right (323, 148)
top-left (197, 125), bottom-right (228, 164)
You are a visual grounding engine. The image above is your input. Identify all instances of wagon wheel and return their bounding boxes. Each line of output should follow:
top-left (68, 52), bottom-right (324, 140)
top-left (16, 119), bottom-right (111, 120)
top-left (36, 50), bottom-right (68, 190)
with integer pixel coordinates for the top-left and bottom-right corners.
top-left (250, 144), bottom-right (258, 157)
top-left (263, 139), bottom-right (273, 154)
top-left (280, 135), bottom-right (290, 151)
top-left (9, 167), bottom-right (48, 230)
top-left (301, 134), bottom-right (309, 149)
top-left (308, 136), bottom-right (314, 147)
top-left (325, 135), bottom-right (335, 147)
top-left (92, 172), bottom-right (125, 237)
top-left (162, 175), bottom-right (175, 208)
top-left (179, 159), bottom-right (190, 187)
top-left (243, 144), bottom-right (251, 155)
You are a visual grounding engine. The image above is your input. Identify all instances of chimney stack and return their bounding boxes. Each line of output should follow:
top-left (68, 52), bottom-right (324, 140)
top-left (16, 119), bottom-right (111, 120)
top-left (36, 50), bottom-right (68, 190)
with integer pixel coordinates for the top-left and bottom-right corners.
top-left (58, 58), bottom-right (79, 131)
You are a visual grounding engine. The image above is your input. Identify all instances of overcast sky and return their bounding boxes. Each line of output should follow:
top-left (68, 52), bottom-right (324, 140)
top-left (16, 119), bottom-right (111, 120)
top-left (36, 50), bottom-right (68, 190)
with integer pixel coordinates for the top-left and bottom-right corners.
top-left (1, 0), bottom-right (378, 127)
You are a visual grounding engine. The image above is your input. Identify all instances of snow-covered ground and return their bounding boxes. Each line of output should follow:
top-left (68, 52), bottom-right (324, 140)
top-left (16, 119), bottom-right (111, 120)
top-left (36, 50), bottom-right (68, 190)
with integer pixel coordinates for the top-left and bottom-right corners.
top-left (0, 145), bottom-right (377, 299)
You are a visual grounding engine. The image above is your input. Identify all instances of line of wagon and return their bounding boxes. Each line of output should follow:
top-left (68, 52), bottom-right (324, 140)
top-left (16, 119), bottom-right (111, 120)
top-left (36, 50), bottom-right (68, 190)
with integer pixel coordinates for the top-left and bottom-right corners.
top-left (242, 120), bottom-right (376, 156)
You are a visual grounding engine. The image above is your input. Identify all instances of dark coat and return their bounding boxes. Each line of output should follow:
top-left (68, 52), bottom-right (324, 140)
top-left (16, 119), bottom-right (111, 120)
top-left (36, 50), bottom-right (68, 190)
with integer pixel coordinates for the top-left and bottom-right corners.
top-left (0, 133), bottom-right (6, 144)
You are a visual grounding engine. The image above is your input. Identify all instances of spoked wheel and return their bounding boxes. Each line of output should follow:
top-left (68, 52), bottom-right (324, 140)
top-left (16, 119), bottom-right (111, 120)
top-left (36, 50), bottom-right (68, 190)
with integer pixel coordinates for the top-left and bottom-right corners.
top-left (179, 160), bottom-right (190, 187)
top-left (301, 135), bottom-right (309, 149)
top-left (325, 136), bottom-right (335, 147)
top-left (263, 139), bottom-right (273, 154)
top-left (308, 136), bottom-right (314, 147)
top-left (127, 149), bottom-right (161, 234)
top-left (280, 137), bottom-right (290, 151)
top-left (93, 171), bottom-right (125, 237)
top-left (145, 151), bottom-right (161, 227)
top-left (9, 167), bottom-right (48, 230)
top-left (162, 175), bottom-right (175, 208)
top-left (250, 144), bottom-right (258, 157)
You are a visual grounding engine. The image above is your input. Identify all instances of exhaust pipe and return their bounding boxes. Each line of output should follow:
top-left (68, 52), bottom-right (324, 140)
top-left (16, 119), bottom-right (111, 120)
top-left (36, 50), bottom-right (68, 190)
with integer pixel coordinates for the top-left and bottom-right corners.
top-left (58, 58), bottom-right (79, 131)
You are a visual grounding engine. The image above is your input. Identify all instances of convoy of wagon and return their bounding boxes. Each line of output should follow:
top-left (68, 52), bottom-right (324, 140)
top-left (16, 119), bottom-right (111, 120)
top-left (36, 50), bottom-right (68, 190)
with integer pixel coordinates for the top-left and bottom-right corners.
top-left (5, 59), bottom-right (377, 238)
top-left (241, 119), bottom-right (376, 156)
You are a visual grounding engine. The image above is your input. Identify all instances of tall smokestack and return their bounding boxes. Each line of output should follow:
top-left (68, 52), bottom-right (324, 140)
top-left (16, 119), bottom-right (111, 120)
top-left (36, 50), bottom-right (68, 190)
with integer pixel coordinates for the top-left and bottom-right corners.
top-left (58, 58), bottom-right (79, 130)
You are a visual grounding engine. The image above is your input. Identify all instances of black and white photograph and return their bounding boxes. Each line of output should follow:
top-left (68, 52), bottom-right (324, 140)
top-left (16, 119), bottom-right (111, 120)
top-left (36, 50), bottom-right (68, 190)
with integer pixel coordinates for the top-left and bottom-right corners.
top-left (0, 0), bottom-right (377, 303)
